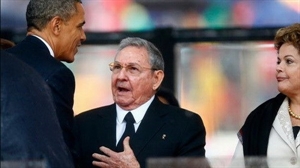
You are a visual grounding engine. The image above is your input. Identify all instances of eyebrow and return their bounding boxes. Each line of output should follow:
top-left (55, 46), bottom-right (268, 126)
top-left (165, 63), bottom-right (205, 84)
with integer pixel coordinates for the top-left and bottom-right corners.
top-left (278, 55), bottom-right (294, 60)
top-left (77, 21), bottom-right (85, 27)
top-left (284, 55), bottom-right (294, 58)
top-left (115, 62), bottom-right (143, 66)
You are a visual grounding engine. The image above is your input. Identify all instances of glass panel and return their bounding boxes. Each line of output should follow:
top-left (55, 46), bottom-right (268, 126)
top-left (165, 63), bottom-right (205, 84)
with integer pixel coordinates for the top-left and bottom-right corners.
top-left (147, 157), bottom-right (300, 168)
top-left (65, 45), bottom-right (118, 115)
top-left (175, 42), bottom-right (279, 157)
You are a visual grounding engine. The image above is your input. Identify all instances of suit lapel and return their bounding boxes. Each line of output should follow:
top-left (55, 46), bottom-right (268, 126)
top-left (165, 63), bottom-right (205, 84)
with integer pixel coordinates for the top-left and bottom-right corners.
top-left (130, 97), bottom-right (168, 156)
top-left (96, 105), bottom-right (117, 150)
top-left (273, 99), bottom-right (297, 153)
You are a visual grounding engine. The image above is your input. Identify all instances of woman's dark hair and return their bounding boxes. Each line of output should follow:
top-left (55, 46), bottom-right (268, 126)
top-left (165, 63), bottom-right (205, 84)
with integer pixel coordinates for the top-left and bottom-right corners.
top-left (156, 87), bottom-right (180, 107)
top-left (274, 23), bottom-right (300, 54)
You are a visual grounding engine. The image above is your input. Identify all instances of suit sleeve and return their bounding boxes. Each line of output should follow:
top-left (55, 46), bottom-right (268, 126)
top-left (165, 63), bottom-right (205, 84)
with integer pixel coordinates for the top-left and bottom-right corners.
top-left (176, 112), bottom-right (206, 156)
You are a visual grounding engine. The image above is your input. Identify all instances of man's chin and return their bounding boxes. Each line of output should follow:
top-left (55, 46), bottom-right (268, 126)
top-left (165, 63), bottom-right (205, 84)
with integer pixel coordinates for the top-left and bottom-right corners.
top-left (63, 56), bottom-right (75, 63)
top-left (55, 54), bottom-right (74, 63)
top-left (115, 99), bottom-right (134, 108)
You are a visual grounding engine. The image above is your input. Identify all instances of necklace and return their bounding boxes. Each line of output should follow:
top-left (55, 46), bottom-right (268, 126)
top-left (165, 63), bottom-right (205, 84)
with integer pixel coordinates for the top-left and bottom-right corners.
top-left (288, 105), bottom-right (300, 120)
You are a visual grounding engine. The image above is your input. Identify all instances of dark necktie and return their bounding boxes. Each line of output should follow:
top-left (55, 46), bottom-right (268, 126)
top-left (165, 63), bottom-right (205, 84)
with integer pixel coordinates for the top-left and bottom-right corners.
top-left (116, 112), bottom-right (135, 152)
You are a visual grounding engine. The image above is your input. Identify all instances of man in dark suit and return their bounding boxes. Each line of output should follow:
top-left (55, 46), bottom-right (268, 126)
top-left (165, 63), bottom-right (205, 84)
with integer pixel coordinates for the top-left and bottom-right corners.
top-left (1, 50), bottom-right (74, 167)
top-left (5, 0), bottom-right (86, 160)
top-left (74, 37), bottom-right (206, 168)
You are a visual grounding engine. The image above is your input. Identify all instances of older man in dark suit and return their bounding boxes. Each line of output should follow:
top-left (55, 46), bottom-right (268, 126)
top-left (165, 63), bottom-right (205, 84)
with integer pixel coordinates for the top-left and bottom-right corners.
top-left (0, 50), bottom-right (74, 167)
top-left (5, 0), bottom-right (86, 160)
top-left (74, 37), bottom-right (206, 168)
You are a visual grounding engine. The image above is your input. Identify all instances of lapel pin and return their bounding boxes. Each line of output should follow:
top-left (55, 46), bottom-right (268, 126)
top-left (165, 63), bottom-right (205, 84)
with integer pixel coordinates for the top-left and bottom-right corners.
top-left (162, 134), bottom-right (166, 139)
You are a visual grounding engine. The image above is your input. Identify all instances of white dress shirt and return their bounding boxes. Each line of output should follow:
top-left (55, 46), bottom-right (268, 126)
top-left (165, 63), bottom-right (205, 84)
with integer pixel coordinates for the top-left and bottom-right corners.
top-left (115, 96), bottom-right (154, 145)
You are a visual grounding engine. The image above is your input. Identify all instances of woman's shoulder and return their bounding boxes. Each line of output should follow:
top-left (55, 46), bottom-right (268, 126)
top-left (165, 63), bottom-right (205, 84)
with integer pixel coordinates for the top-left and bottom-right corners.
top-left (245, 93), bottom-right (286, 123)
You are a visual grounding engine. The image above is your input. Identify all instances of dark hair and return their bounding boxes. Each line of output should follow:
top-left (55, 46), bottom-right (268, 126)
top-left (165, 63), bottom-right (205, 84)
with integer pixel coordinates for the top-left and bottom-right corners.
top-left (26, 0), bottom-right (82, 31)
top-left (274, 23), bottom-right (300, 54)
top-left (156, 87), bottom-right (180, 107)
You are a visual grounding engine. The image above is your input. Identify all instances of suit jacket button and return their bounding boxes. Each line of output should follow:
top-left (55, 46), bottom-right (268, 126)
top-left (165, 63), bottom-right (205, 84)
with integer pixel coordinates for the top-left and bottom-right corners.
top-left (290, 157), bottom-right (297, 165)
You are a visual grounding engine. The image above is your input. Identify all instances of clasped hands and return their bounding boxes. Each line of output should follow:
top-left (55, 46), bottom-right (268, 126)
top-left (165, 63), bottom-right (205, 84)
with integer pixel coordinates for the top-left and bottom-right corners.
top-left (92, 137), bottom-right (140, 168)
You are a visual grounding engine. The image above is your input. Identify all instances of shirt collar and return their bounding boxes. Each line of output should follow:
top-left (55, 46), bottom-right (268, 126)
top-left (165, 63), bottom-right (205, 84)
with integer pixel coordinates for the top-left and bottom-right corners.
top-left (31, 35), bottom-right (55, 57)
top-left (116, 96), bottom-right (155, 124)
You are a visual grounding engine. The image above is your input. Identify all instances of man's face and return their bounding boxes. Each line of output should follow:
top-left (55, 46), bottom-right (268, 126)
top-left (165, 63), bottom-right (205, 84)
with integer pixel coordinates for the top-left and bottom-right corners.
top-left (111, 46), bottom-right (163, 111)
top-left (56, 2), bottom-right (86, 62)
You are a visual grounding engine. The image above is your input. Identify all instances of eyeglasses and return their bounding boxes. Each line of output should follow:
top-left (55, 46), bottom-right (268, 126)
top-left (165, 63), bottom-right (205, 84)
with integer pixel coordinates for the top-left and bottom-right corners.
top-left (109, 62), bottom-right (156, 76)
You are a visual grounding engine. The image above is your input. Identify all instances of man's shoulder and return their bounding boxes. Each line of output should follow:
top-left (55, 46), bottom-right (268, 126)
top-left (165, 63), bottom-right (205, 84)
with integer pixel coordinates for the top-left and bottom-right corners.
top-left (6, 38), bottom-right (73, 80)
top-left (1, 50), bottom-right (47, 89)
top-left (75, 104), bottom-right (115, 119)
top-left (6, 36), bottom-right (63, 65)
top-left (156, 103), bottom-right (201, 122)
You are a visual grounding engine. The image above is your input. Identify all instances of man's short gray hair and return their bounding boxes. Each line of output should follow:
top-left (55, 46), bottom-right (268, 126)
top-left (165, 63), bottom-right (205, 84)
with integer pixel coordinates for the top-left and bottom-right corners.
top-left (26, 0), bottom-right (82, 31)
top-left (117, 37), bottom-right (165, 71)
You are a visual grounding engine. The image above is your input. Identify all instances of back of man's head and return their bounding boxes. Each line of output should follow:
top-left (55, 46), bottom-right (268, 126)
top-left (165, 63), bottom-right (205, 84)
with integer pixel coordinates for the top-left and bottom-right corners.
top-left (26, 0), bottom-right (82, 31)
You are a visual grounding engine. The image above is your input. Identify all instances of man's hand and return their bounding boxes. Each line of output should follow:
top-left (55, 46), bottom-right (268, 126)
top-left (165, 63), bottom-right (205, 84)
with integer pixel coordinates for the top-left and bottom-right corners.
top-left (92, 137), bottom-right (140, 168)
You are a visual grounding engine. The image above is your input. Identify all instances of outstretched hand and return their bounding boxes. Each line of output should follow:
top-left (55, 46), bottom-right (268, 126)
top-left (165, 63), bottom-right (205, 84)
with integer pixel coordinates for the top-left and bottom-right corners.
top-left (92, 137), bottom-right (140, 168)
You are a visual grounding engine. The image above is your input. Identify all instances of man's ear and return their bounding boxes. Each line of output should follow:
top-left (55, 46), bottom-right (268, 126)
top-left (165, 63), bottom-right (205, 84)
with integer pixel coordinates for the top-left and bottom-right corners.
top-left (153, 70), bottom-right (164, 90)
top-left (50, 16), bottom-right (63, 35)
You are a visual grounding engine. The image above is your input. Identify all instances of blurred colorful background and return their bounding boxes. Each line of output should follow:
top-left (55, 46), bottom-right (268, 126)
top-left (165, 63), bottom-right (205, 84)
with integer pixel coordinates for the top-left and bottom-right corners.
top-left (1, 0), bottom-right (299, 31)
